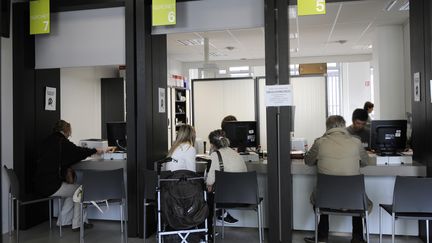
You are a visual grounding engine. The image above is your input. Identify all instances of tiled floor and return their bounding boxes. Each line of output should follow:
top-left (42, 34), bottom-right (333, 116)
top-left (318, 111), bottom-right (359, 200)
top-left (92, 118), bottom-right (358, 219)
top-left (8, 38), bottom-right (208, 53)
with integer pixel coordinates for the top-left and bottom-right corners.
top-left (2, 220), bottom-right (424, 243)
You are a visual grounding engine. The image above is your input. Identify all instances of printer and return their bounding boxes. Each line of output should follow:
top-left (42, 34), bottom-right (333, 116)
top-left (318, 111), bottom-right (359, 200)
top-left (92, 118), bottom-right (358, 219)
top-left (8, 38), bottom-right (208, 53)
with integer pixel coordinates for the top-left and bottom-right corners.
top-left (79, 139), bottom-right (108, 159)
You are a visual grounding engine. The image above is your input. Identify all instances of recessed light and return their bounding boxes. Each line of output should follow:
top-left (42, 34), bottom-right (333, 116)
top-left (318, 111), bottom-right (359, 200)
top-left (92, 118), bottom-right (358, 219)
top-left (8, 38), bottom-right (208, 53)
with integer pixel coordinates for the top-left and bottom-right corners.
top-left (225, 46), bottom-right (235, 51)
top-left (176, 39), bottom-right (204, 46)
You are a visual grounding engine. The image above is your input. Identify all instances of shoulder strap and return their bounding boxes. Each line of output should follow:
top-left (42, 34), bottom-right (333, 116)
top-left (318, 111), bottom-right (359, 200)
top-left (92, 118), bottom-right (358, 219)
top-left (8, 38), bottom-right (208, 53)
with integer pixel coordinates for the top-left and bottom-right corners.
top-left (216, 150), bottom-right (224, 172)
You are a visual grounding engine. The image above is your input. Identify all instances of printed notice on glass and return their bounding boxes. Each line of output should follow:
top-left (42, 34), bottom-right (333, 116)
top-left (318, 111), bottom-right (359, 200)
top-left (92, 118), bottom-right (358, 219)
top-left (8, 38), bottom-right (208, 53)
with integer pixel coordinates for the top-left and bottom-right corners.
top-left (45, 87), bottom-right (56, 111)
top-left (158, 87), bottom-right (166, 113)
top-left (414, 72), bottom-right (421, 102)
top-left (265, 85), bottom-right (293, 107)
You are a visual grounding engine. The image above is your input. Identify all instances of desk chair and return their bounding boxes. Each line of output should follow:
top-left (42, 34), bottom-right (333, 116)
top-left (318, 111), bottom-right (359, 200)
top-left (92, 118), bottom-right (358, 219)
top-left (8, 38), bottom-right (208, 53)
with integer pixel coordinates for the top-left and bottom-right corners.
top-left (3, 165), bottom-right (63, 242)
top-left (214, 171), bottom-right (264, 243)
top-left (315, 174), bottom-right (370, 243)
top-left (379, 176), bottom-right (432, 243)
top-left (78, 168), bottom-right (127, 243)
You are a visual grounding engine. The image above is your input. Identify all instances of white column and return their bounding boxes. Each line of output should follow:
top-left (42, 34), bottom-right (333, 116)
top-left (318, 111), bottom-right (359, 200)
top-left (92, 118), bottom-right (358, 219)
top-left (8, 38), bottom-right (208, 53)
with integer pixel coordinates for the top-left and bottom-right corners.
top-left (372, 25), bottom-right (406, 120)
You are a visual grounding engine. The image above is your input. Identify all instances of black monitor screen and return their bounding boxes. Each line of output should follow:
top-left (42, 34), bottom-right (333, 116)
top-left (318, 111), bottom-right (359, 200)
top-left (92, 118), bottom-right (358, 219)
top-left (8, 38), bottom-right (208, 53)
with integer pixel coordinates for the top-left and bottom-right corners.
top-left (106, 122), bottom-right (127, 151)
top-left (223, 121), bottom-right (257, 151)
top-left (370, 120), bottom-right (407, 155)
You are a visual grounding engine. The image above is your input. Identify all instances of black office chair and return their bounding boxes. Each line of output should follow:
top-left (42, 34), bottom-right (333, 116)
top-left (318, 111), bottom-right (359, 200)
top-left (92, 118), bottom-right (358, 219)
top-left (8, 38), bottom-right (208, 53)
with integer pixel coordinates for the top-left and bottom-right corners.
top-left (78, 168), bottom-right (127, 243)
top-left (315, 174), bottom-right (370, 243)
top-left (379, 176), bottom-right (432, 243)
top-left (3, 165), bottom-right (63, 242)
top-left (214, 171), bottom-right (264, 243)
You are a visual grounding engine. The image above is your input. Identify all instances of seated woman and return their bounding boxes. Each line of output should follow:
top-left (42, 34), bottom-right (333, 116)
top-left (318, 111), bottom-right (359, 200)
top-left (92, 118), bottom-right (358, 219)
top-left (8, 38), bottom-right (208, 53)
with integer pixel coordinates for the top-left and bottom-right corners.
top-left (206, 129), bottom-right (247, 229)
top-left (165, 124), bottom-right (197, 172)
top-left (33, 120), bottom-right (105, 231)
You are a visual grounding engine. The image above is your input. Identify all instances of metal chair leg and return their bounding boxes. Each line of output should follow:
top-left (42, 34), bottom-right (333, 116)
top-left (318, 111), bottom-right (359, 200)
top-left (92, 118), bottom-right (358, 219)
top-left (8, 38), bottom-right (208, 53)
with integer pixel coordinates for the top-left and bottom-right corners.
top-left (120, 204), bottom-right (124, 233)
top-left (365, 211), bottom-right (370, 243)
top-left (315, 209), bottom-right (319, 243)
top-left (221, 209), bottom-right (225, 239)
top-left (49, 199), bottom-right (52, 229)
top-left (143, 199), bottom-right (147, 243)
top-left (8, 193), bottom-right (12, 236)
top-left (16, 200), bottom-right (19, 242)
top-left (258, 204), bottom-right (262, 243)
top-left (379, 207), bottom-right (382, 243)
top-left (213, 204), bottom-right (217, 243)
top-left (427, 220), bottom-right (430, 243)
top-left (80, 203), bottom-right (84, 243)
top-left (392, 212), bottom-right (395, 243)
top-left (123, 200), bottom-right (128, 243)
top-left (58, 198), bottom-right (63, 237)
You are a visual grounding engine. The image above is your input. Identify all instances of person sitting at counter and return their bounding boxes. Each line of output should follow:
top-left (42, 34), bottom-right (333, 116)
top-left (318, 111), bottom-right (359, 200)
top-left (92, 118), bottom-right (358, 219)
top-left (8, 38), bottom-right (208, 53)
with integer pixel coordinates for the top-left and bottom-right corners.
top-left (33, 120), bottom-right (105, 231)
top-left (363, 101), bottom-right (374, 128)
top-left (206, 129), bottom-right (247, 237)
top-left (304, 115), bottom-right (369, 243)
top-left (164, 124), bottom-right (197, 172)
top-left (347, 108), bottom-right (370, 149)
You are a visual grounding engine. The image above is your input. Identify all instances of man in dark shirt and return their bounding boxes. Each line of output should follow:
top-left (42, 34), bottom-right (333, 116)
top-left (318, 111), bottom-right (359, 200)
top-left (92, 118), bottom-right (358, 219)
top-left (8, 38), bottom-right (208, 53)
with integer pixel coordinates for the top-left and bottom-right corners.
top-left (347, 108), bottom-right (370, 149)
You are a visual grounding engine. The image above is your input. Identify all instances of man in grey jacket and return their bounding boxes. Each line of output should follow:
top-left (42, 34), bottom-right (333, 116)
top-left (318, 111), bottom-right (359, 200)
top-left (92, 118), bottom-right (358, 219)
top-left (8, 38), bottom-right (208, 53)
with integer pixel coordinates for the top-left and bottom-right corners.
top-left (304, 115), bottom-right (369, 243)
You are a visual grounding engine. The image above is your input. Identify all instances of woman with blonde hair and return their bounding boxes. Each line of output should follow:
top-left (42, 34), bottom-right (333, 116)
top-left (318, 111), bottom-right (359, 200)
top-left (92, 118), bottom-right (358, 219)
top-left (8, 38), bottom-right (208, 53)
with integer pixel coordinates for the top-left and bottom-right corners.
top-left (165, 124), bottom-right (197, 172)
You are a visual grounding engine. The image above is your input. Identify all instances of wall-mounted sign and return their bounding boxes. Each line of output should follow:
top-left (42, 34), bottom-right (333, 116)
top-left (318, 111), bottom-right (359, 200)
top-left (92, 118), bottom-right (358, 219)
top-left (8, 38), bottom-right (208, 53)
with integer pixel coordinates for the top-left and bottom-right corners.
top-left (158, 88), bottom-right (166, 113)
top-left (45, 87), bottom-right (56, 111)
top-left (265, 85), bottom-right (293, 107)
top-left (30, 0), bottom-right (50, 35)
top-left (414, 72), bottom-right (421, 102)
top-left (298, 0), bottom-right (326, 16)
top-left (152, 0), bottom-right (176, 26)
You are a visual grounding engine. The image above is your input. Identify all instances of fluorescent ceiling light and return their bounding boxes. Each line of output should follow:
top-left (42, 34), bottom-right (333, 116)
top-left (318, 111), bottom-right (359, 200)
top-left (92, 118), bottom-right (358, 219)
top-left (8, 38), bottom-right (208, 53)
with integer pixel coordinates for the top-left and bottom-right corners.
top-left (399, 1), bottom-right (409, 11)
top-left (230, 73), bottom-right (250, 78)
top-left (289, 7), bottom-right (297, 19)
top-left (176, 39), bottom-right (203, 46)
top-left (384, 0), bottom-right (398, 11)
top-left (327, 63), bottom-right (337, 68)
top-left (209, 52), bottom-right (226, 57)
top-left (229, 66), bottom-right (249, 72)
top-left (219, 69), bottom-right (227, 74)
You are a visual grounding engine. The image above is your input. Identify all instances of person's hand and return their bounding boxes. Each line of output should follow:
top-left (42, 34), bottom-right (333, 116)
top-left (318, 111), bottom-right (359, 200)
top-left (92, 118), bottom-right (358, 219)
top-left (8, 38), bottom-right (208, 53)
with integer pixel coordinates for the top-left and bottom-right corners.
top-left (105, 147), bottom-right (116, 153)
top-left (96, 148), bottom-right (104, 155)
top-left (207, 185), bottom-right (213, 192)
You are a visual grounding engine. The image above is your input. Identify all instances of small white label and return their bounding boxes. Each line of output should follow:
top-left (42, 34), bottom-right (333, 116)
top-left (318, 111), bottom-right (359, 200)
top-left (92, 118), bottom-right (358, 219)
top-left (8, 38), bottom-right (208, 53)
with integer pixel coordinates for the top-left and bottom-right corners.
top-left (158, 88), bottom-right (166, 113)
top-left (45, 87), bottom-right (56, 111)
top-left (414, 72), bottom-right (420, 102)
top-left (430, 80), bottom-right (432, 103)
top-left (265, 84), bottom-right (293, 107)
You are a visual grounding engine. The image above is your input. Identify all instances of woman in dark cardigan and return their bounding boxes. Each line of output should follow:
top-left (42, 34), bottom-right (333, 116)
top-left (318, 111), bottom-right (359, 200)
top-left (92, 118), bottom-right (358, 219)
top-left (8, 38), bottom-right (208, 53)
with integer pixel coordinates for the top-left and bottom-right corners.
top-left (34, 120), bottom-right (103, 231)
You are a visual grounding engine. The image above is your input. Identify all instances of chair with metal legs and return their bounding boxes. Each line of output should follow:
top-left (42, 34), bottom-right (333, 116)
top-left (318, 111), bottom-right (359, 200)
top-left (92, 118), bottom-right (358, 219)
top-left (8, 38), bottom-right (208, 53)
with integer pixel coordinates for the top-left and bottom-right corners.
top-left (143, 170), bottom-right (157, 243)
top-left (78, 168), bottom-right (127, 243)
top-left (379, 176), bottom-right (432, 243)
top-left (3, 165), bottom-right (63, 242)
top-left (213, 171), bottom-right (264, 243)
top-left (314, 174), bottom-right (370, 243)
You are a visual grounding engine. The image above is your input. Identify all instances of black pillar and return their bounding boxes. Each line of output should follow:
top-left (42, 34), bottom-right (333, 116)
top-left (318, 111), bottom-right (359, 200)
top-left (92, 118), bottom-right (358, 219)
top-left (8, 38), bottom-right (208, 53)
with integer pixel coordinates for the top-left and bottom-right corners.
top-left (264, 0), bottom-right (292, 242)
top-left (126, 0), bottom-right (168, 237)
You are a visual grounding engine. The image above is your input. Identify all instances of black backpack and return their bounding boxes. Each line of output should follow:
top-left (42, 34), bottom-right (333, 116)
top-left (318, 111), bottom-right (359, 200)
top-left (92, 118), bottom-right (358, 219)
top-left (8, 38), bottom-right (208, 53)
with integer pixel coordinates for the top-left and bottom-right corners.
top-left (161, 170), bottom-right (209, 230)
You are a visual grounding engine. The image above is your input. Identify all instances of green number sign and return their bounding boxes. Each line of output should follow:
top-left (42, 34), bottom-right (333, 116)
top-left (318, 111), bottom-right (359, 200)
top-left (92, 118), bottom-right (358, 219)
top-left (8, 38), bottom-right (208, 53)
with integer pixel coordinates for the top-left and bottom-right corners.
top-left (298, 0), bottom-right (326, 16)
top-left (152, 0), bottom-right (176, 26)
top-left (30, 0), bottom-right (50, 35)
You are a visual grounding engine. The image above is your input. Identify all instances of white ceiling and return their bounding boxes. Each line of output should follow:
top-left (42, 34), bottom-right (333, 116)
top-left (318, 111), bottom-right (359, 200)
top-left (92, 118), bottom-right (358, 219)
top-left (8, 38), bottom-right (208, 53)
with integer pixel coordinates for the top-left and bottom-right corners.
top-left (167, 0), bottom-right (409, 62)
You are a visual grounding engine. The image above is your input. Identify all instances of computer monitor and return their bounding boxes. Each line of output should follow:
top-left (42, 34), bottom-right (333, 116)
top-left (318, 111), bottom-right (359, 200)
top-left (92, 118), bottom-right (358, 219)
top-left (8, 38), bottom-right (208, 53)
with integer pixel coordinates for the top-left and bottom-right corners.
top-left (106, 122), bottom-right (127, 151)
top-left (222, 121), bottom-right (257, 153)
top-left (370, 120), bottom-right (407, 156)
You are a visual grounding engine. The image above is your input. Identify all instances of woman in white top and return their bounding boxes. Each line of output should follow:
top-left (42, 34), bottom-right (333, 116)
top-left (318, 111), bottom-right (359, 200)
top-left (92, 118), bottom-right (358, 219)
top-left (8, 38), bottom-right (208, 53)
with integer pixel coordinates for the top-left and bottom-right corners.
top-left (206, 129), bottom-right (247, 192)
top-left (165, 124), bottom-right (197, 172)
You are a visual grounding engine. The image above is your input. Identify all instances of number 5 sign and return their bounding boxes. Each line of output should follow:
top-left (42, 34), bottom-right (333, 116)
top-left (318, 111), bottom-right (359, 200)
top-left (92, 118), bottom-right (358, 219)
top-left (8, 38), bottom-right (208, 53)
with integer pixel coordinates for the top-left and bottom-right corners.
top-left (30, 0), bottom-right (50, 35)
top-left (152, 0), bottom-right (176, 26)
top-left (298, 0), bottom-right (326, 16)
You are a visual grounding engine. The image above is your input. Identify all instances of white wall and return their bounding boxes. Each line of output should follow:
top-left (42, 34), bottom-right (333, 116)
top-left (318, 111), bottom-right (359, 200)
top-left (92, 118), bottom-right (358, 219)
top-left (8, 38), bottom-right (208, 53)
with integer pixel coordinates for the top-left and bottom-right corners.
top-left (403, 21), bottom-right (411, 114)
top-left (342, 62), bottom-right (372, 122)
top-left (372, 25), bottom-right (406, 120)
top-left (168, 57), bottom-right (183, 76)
top-left (1, 35), bottom-right (13, 234)
top-left (36, 7), bottom-right (125, 69)
top-left (61, 66), bottom-right (118, 144)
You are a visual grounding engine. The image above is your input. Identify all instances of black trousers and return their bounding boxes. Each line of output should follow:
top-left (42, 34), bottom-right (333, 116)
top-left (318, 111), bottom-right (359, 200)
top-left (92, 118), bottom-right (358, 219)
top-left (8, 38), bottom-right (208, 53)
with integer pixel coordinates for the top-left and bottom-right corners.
top-left (317, 215), bottom-right (364, 240)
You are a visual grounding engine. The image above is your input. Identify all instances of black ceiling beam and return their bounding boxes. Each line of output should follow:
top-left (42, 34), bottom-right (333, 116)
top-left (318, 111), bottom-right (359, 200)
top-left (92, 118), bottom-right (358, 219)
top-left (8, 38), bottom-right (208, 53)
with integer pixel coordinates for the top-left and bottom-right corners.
top-left (51, 0), bottom-right (125, 12)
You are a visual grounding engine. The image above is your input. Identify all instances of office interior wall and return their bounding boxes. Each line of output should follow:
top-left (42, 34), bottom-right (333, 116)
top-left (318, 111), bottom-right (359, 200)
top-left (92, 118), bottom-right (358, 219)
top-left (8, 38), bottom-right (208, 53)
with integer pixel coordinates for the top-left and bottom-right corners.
top-left (35, 7), bottom-right (125, 69)
top-left (60, 66), bottom-right (117, 144)
top-left (342, 62), bottom-right (372, 122)
top-left (372, 25), bottom-right (406, 120)
top-left (1, 33), bottom-right (12, 234)
top-left (168, 57), bottom-right (183, 76)
top-left (193, 78), bottom-right (255, 144)
top-left (258, 76), bottom-right (326, 150)
top-left (403, 21), bottom-right (411, 115)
